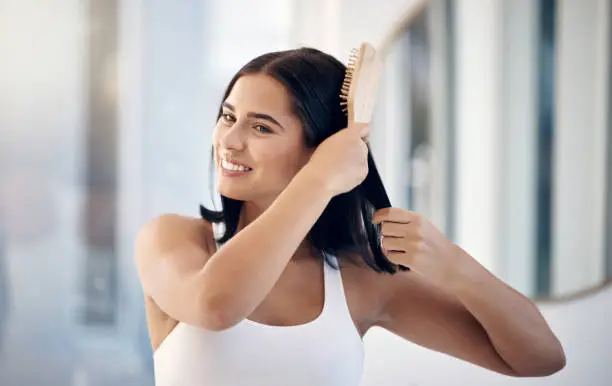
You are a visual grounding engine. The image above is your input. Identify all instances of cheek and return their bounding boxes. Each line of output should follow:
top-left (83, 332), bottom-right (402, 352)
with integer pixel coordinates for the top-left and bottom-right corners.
top-left (211, 124), bottom-right (224, 161)
top-left (262, 148), bottom-right (310, 179)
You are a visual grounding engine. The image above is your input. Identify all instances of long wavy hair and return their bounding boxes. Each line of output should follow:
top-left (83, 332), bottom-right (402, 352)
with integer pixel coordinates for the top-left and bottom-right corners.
top-left (200, 47), bottom-right (403, 274)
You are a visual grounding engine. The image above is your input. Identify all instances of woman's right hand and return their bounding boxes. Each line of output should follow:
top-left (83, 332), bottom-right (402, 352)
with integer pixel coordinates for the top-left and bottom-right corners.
top-left (301, 123), bottom-right (370, 197)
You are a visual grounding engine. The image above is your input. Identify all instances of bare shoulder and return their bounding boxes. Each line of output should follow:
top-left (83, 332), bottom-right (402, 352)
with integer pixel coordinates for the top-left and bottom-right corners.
top-left (134, 213), bottom-right (217, 307)
top-left (135, 214), bottom-right (217, 351)
top-left (135, 213), bottom-right (216, 264)
top-left (136, 213), bottom-right (215, 246)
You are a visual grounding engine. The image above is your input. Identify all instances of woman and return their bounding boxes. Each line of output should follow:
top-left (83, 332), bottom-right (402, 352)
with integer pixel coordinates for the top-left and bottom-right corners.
top-left (135, 48), bottom-right (565, 385)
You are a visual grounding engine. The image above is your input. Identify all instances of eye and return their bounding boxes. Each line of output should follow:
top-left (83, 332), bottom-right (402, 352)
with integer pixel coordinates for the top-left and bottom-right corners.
top-left (253, 124), bottom-right (273, 134)
top-left (221, 113), bottom-right (235, 123)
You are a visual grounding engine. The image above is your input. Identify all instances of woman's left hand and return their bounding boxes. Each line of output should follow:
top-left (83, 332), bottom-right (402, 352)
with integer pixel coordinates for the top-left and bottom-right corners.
top-left (372, 208), bottom-right (469, 287)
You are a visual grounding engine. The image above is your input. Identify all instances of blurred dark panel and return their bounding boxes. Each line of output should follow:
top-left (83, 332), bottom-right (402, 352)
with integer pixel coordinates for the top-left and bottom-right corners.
top-left (81, 0), bottom-right (119, 326)
top-left (445, 0), bottom-right (456, 242)
top-left (535, 0), bottom-right (556, 297)
top-left (606, 10), bottom-right (612, 280)
top-left (406, 9), bottom-right (430, 210)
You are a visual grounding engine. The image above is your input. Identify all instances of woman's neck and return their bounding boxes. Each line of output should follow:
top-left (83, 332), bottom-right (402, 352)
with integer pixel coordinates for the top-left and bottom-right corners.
top-left (239, 200), bottom-right (314, 261)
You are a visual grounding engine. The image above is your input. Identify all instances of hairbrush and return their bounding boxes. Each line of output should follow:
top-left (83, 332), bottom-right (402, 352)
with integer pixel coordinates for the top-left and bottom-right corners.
top-left (340, 42), bottom-right (390, 209)
top-left (340, 42), bottom-right (409, 272)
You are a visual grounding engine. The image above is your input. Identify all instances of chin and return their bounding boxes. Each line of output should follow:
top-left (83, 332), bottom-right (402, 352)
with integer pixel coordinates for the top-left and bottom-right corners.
top-left (216, 181), bottom-right (284, 206)
top-left (218, 192), bottom-right (250, 202)
top-left (216, 185), bottom-right (251, 202)
top-left (216, 178), bottom-right (266, 202)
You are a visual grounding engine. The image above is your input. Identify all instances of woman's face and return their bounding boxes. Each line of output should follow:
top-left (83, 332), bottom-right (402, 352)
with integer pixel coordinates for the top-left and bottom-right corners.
top-left (213, 74), bottom-right (313, 207)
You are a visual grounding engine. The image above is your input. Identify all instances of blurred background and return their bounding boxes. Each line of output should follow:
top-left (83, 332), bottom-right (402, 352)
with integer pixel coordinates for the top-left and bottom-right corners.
top-left (0, 0), bottom-right (610, 385)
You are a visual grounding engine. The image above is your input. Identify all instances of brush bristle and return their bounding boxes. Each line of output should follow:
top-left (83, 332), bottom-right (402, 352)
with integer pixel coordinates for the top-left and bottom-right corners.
top-left (340, 47), bottom-right (361, 115)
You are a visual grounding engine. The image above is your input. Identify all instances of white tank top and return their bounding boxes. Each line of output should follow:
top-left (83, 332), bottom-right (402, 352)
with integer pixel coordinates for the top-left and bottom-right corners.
top-left (153, 230), bottom-right (365, 386)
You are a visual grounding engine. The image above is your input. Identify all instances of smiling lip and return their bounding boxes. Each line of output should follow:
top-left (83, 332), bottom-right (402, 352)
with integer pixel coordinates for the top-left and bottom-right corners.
top-left (218, 156), bottom-right (253, 178)
top-left (220, 168), bottom-right (250, 177)
top-left (219, 157), bottom-right (252, 169)
top-left (223, 158), bottom-right (251, 169)
top-left (219, 163), bottom-right (252, 178)
top-left (217, 150), bottom-right (252, 170)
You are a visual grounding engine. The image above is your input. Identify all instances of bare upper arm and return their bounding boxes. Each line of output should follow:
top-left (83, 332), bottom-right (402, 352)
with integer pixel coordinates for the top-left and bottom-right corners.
top-left (135, 214), bottom-right (217, 327)
top-left (374, 272), bottom-right (517, 376)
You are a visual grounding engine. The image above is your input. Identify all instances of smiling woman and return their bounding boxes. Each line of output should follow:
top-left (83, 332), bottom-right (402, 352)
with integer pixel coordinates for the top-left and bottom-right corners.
top-left (135, 46), bottom-right (565, 386)
top-left (138, 47), bottom-right (380, 386)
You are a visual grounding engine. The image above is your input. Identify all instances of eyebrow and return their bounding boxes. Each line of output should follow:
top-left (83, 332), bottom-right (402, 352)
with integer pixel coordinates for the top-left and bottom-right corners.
top-left (222, 102), bottom-right (285, 131)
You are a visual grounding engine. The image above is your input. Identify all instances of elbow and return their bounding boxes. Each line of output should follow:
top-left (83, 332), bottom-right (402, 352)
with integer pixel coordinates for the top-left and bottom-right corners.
top-left (523, 356), bottom-right (566, 378)
top-left (542, 348), bottom-right (567, 376)
top-left (550, 351), bottom-right (567, 375)
top-left (197, 292), bottom-right (243, 331)
top-left (548, 341), bottom-right (567, 374)
top-left (199, 312), bottom-right (235, 332)
top-left (517, 357), bottom-right (566, 378)
top-left (534, 339), bottom-right (566, 377)
top-left (515, 344), bottom-right (566, 377)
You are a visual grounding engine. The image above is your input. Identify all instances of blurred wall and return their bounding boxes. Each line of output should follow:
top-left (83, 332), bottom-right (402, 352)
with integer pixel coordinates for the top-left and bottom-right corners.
top-left (0, 0), bottom-right (88, 383)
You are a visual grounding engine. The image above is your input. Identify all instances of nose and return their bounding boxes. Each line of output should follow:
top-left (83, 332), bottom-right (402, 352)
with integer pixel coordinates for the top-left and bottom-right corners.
top-left (218, 123), bottom-right (247, 152)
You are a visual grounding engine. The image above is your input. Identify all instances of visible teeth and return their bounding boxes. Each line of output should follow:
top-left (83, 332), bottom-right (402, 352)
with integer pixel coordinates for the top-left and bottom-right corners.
top-left (221, 159), bottom-right (251, 172)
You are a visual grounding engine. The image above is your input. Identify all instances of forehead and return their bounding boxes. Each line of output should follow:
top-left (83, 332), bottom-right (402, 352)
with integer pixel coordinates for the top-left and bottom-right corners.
top-left (225, 74), bottom-right (294, 115)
